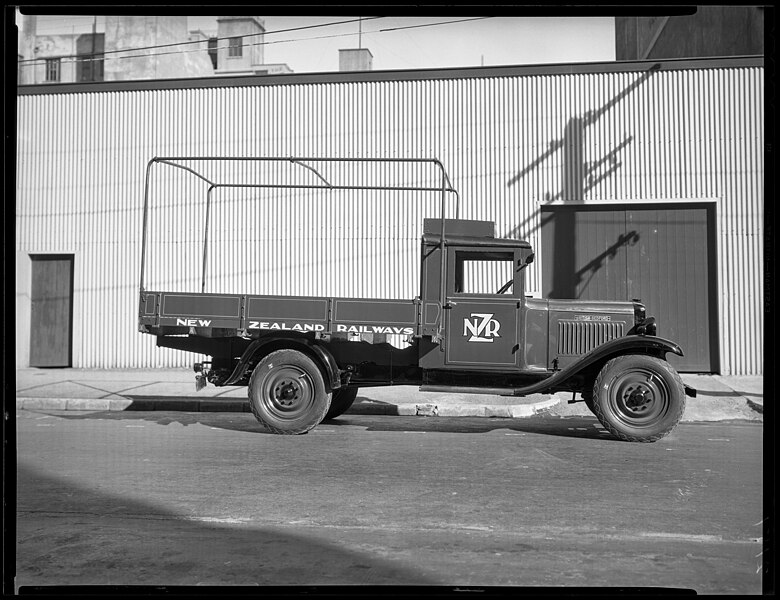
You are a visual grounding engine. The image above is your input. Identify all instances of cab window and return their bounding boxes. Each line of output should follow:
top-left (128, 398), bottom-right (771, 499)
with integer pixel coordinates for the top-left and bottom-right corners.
top-left (453, 251), bottom-right (515, 295)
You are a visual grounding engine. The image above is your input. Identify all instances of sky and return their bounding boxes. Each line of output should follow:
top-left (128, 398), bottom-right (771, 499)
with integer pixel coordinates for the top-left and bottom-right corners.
top-left (16, 13), bottom-right (616, 73)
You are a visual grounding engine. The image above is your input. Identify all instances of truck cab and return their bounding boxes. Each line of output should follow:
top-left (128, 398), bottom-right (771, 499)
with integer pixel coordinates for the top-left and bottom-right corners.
top-left (418, 218), bottom-right (541, 372)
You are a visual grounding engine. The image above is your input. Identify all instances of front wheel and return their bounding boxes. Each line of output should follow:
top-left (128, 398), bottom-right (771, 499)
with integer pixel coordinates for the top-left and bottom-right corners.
top-left (248, 349), bottom-right (331, 435)
top-left (589, 355), bottom-right (686, 443)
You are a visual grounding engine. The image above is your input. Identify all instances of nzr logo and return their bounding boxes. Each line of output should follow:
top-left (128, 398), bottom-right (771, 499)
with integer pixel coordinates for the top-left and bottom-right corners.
top-left (463, 313), bottom-right (501, 343)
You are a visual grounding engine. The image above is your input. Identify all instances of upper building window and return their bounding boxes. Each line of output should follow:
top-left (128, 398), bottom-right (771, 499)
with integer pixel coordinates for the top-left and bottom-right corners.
top-left (228, 36), bottom-right (243, 58)
top-left (45, 58), bottom-right (61, 82)
top-left (207, 37), bottom-right (218, 69)
top-left (76, 33), bottom-right (105, 82)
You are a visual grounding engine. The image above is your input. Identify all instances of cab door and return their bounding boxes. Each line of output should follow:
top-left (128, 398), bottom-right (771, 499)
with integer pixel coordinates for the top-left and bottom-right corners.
top-left (444, 248), bottom-right (521, 368)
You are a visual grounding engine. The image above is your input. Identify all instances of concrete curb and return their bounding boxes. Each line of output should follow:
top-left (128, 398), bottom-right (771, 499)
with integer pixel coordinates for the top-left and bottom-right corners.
top-left (17, 397), bottom-right (134, 411)
top-left (394, 398), bottom-right (561, 417)
top-left (16, 396), bottom-right (563, 417)
top-left (15, 394), bottom-right (764, 423)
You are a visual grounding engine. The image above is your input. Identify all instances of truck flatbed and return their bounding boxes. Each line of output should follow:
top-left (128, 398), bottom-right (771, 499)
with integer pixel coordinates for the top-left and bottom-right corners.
top-left (139, 291), bottom-right (417, 337)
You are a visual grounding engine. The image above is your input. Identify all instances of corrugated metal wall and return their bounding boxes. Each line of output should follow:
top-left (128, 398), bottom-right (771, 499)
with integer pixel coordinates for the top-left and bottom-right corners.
top-left (16, 60), bottom-right (763, 373)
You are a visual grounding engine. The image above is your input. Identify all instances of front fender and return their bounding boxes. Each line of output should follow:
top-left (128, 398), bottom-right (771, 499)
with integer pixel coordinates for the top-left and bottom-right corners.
top-left (506, 335), bottom-right (683, 397)
top-left (561, 334), bottom-right (683, 375)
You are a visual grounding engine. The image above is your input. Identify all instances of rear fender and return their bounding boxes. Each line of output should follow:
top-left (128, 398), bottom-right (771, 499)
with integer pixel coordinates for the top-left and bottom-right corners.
top-left (224, 337), bottom-right (342, 390)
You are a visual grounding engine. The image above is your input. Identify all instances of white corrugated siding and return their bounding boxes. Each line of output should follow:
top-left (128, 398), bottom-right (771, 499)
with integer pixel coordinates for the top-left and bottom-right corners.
top-left (16, 61), bottom-right (763, 373)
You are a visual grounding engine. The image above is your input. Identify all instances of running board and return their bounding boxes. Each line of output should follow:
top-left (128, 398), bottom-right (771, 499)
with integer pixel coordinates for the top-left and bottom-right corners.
top-left (420, 385), bottom-right (535, 397)
top-left (421, 383), bottom-right (699, 399)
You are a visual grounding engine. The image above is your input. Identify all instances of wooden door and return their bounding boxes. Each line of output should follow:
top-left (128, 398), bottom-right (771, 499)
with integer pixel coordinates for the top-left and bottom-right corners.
top-left (29, 255), bottom-right (73, 367)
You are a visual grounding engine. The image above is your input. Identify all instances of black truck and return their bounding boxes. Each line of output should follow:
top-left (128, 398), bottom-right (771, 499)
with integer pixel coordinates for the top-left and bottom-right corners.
top-left (138, 157), bottom-right (696, 442)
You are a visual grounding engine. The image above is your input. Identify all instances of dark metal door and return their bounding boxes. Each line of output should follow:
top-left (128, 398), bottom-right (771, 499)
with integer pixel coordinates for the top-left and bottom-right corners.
top-left (30, 255), bottom-right (73, 367)
top-left (541, 203), bottom-right (717, 372)
top-left (445, 299), bottom-right (519, 367)
top-left (624, 206), bottom-right (718, 373)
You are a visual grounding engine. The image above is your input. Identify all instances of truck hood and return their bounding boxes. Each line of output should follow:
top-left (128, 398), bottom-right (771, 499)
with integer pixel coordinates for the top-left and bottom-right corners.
top-left (546, 298), bottom-right (636, 317)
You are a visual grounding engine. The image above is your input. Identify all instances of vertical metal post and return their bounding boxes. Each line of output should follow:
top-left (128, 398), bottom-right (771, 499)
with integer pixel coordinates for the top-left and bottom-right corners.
top-left (438, 167), bottom-right (447, 344)
top-left (139, 159), bottom-right (155, 293)
top-left (201, 185), bottom-right (215, 293)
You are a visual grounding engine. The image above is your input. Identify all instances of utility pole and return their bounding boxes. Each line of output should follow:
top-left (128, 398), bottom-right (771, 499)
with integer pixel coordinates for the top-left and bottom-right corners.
top-left (90, 15), bottom-right (97, 81)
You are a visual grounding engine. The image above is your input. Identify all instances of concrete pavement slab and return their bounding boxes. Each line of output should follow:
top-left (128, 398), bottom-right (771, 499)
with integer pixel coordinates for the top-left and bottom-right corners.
top-left (14, 368), bottom-right (763, 422)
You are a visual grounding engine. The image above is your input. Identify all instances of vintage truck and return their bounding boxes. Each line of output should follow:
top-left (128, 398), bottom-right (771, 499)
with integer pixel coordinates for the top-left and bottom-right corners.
top-left (138, 157), bottom-right (695, 442)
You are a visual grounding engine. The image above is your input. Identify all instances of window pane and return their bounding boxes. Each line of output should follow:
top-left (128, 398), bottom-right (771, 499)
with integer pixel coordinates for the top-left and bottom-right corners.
top-left (455, 252), bottom-right (514, 295)
top-left (45, 59), bottom-right (60, 82)
top-left (229, 37), bottom-right (243, 57)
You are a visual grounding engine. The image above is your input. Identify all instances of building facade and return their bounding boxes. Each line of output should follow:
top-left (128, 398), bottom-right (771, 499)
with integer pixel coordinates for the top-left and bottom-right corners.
top-left (17, 15), bottom-right (292, 85)
top-left (616, 5), bottom-right (764, 61)
top-left (15, 57), bottom-right (764, 374)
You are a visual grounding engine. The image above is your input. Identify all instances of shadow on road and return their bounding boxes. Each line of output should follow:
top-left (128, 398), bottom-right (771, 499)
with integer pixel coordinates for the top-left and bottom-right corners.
top-left (15, 461), bottom-right (435, 588)
top-left (55, 409), bottom-right (615, 441)
top-left (694, 390), bottom-right (763, 398)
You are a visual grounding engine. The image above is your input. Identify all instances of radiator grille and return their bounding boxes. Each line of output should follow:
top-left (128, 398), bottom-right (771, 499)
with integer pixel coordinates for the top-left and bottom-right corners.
top-left (557, 320), bottom-right (625, 356)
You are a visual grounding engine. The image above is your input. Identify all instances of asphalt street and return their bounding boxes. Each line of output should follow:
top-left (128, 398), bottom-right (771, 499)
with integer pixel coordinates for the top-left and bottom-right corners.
top-left (13, 408), bottom-right (765, 593)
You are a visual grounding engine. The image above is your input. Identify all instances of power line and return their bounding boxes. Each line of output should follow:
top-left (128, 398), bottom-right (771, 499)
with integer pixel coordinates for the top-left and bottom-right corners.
top-left (379, 16), bottom-right (491, 32)
top-left (18, 17), bottom-right (494, 68)
top-left (17, 16), bottom-right (384, 65)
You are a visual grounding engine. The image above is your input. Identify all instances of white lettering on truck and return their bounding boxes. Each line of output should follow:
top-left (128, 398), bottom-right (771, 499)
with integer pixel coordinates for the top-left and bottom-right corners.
top-left (176, 318), bottom-right (212, 327)
top-left (245, 322), bottom-right (413, 335)
top-left (248, 321), bottom-right (325, 332)
top-left (335, 324), bottom-right (414, 335)
top-left (463, 313), bottom-right (501, 342)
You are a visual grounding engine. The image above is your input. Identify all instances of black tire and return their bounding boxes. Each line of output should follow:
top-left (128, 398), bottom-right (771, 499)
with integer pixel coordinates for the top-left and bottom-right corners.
top-left (581, 390), bottom-right (595, 410)
top-left (589, 355), bottom-right (686, 443)
top-left (324, 387), bottom-right (359, 420)
top-left (248, 349), bottom-right (331, 435)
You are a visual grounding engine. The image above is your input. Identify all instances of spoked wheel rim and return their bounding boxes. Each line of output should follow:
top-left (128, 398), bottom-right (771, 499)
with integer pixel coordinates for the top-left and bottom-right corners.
top-left (259, 366), bottom-right (316, 421)
top-left (607, 368), bottom-right (671, 428)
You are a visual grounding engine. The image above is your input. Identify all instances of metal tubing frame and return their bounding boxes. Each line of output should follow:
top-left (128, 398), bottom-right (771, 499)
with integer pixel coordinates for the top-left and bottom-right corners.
top-left (139, 156), bottom-right (460, 338)
top-left (201, 185), bottom-right (216, 293)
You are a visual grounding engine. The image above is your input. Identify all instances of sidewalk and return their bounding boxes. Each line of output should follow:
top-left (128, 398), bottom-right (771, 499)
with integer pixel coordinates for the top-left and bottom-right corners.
top-left (14, 368), bottom-right (763, 422)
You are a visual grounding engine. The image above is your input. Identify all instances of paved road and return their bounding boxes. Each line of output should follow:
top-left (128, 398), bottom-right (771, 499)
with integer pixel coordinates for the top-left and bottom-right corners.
top-left (14, 409), bottom-right (765, 593)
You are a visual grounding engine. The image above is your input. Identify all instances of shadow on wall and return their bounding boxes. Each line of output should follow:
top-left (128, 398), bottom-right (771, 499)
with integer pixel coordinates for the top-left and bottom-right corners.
top-left (503, 63), bottom-right (661, 245)
top-left (550, 230), bottom-right (640, 300)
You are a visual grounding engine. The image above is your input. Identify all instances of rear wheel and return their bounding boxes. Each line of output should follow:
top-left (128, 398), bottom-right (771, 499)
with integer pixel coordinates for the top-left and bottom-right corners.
top-left (324, 387), bottom-right (359, 420)
top-left (248, 349), bottom-right (331, 435)
top-left (589, 355), bottom-right (685, 443)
